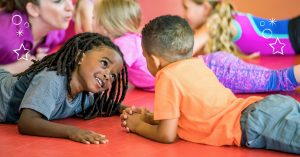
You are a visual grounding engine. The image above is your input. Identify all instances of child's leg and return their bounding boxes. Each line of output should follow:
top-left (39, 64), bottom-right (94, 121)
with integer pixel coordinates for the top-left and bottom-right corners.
top-left (202, 52), bottom-right (299, 93)
top-left (240, 94), bottom-right (300, 154)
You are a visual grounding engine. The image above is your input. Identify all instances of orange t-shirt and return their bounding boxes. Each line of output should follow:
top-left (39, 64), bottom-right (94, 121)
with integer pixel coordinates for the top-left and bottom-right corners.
top-left (153, 58), bottom-right (263, 146)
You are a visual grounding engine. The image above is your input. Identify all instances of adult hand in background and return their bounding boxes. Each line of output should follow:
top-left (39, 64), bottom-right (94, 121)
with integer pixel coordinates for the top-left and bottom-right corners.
top-left (74, 0), bottom-right (94, 33)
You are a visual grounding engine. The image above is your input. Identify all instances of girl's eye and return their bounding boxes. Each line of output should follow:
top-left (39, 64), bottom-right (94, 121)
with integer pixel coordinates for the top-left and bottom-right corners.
top-left (100, 60), bottom-right (108, 68)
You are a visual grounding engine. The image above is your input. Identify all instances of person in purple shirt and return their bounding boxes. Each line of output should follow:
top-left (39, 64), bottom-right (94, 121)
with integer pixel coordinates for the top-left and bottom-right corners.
top-left (0, 0), bottom-right (74, 74)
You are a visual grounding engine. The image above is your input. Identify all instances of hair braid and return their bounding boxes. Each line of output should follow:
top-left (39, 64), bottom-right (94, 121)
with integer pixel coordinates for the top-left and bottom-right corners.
top-left (204, 1), bottom-right (242, 56)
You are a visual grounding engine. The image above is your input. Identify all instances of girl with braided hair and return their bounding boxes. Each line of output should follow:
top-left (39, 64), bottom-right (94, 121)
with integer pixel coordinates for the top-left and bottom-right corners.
top-left (91, 0), bottom-right (299, 93)
top-left (183, 0), bottom-right (300, 57)
top-left (0, 32), bottom-right (128, 144)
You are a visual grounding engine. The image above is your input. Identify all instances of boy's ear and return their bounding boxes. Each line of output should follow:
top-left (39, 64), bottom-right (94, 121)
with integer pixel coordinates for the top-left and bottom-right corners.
top-left (26, 2), bottom-right (40, 17)
top-left (150, 54), bottom-right (162, 69)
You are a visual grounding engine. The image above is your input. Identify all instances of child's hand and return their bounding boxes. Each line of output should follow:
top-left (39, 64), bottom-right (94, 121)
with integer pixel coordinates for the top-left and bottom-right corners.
top-left (120, 106), bottom-right (137, 132)
top-left (126, 113), bottom-right (146, 133)
top-left (120, 106), bottom-right (148, 132)
top-left (123, 106), bottom-right (146, 115)
top-left (120, 112), bottom-right (130, 132)
top-left (74, 0), bottom-right (94, 33)
top-left (68, 128), bottom-right (108, 144)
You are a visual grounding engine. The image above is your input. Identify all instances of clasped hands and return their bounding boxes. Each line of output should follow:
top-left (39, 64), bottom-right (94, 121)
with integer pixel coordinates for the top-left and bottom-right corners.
top-left (120, 106), bottom-right (150, 133)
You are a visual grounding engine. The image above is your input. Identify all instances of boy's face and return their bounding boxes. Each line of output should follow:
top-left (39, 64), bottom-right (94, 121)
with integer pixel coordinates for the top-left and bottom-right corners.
top-left (76, 47), bottom-right (123, 93)
top-left (142, 47), bottom-right (159, 77)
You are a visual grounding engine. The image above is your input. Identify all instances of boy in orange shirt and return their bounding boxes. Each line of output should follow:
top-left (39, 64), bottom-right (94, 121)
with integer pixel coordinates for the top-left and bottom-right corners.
top-left (120, 15), bottom-right (300, 154)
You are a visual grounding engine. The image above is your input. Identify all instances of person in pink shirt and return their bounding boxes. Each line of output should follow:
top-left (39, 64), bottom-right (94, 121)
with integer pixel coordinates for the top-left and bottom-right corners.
top-left (92, 0), bottom-right (155, 91)
top-left (0, 0), bottom-right (74, 74)
top-left (92, 0), bottom-right (299, 93)
top-left (182, 0), bottom-right (300, 57)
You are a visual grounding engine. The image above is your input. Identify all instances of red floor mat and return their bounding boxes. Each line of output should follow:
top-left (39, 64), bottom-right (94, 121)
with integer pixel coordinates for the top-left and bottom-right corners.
top-left (0, 55), bottom-right (299, 157)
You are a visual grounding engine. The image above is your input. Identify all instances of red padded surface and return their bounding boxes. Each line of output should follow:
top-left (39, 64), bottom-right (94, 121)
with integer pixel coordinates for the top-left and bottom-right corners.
top-left (0, 55), bottom-right (299, 157)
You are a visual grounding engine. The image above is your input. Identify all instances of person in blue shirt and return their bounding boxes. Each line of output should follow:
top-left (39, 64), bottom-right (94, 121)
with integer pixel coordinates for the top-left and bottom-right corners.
top-left (0, 32), bottom-right (128, 144)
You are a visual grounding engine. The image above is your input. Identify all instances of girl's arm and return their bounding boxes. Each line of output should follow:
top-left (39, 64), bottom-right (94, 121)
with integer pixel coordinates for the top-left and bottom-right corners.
top-left (126, 113), bottom-right (178, 143)
top-left (18, 108), bottom-right (108, 144)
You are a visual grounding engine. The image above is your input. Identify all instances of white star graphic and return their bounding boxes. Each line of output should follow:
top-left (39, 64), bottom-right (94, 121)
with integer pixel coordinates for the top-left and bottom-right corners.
top-left (269, 37), bottom-right (285, 55)
top-left (16, 28), bottom-right (23, 37)
top-left (13, 43), bottom-right (30, 60)
top-left (269, 18), bottom-right (277, 26)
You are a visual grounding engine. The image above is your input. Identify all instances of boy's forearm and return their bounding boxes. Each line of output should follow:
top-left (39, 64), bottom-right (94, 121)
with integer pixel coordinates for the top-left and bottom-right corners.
top-left (135, 122), bottom-right (164, 143)
top-left (134, 122), bottom-right (174, 144)
top-left (144, 112), bottom-right (159, 125)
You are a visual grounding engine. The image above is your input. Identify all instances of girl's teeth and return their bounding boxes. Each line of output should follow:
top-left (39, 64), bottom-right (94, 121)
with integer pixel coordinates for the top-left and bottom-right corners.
top-left (96, 77), bottom-right (103, 87)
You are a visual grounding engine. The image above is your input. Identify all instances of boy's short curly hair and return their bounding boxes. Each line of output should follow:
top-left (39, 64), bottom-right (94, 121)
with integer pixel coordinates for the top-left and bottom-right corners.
top-left (141, 15), bottom-right (194, 62)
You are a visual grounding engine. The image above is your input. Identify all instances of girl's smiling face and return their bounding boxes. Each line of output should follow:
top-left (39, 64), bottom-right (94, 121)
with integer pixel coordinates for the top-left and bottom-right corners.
top-left (76, 47), bottom-right (124, 93)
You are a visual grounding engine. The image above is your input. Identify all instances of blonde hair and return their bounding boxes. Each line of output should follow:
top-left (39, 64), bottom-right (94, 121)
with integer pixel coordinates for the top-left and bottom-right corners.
top-left (94, 0), bottom-right (141, 38)
top-left (192, 0), bottom-right (243, 56)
